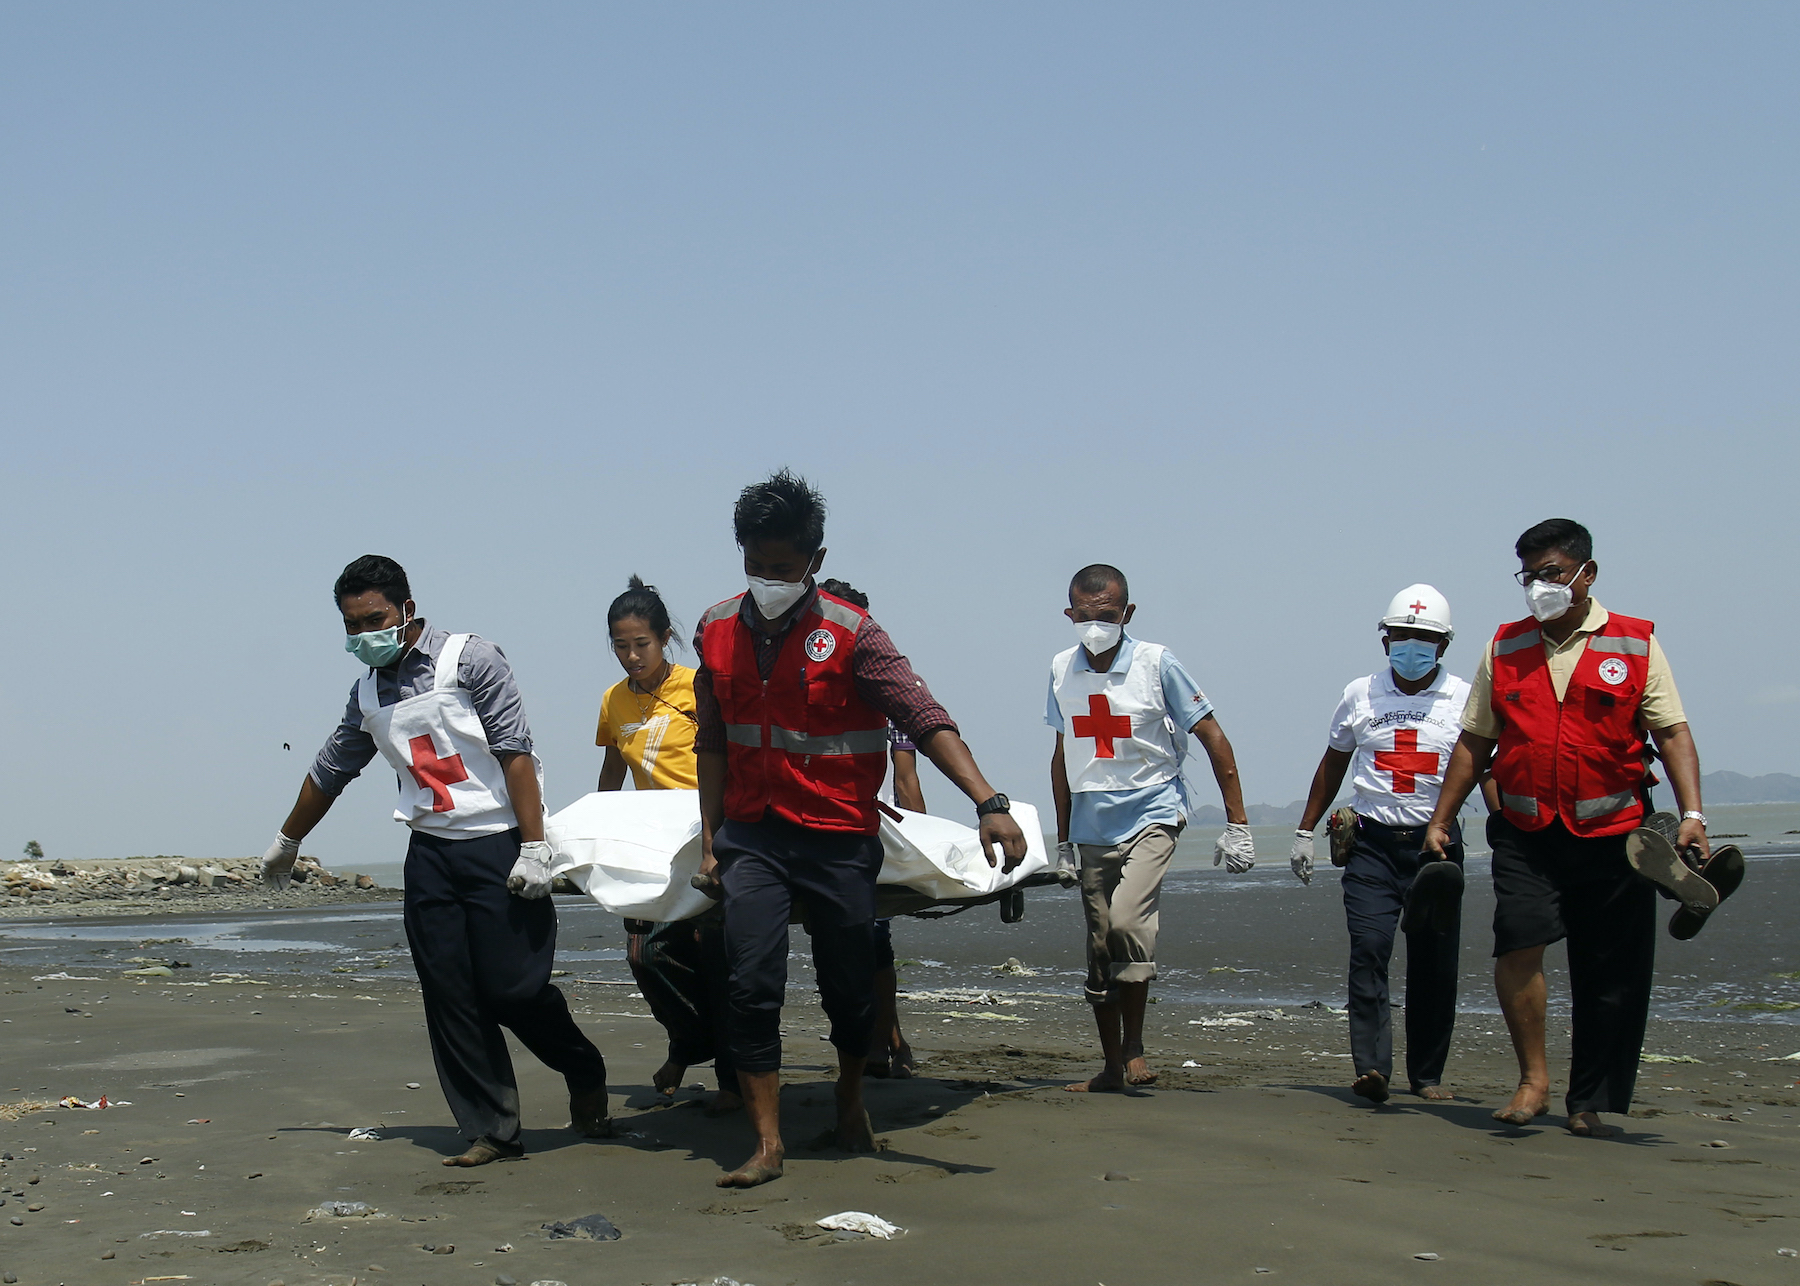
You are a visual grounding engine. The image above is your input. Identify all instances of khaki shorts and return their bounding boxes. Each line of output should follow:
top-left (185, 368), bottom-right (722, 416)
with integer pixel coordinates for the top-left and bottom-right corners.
top-left (1078, 821), bottom-right (1183, 1003)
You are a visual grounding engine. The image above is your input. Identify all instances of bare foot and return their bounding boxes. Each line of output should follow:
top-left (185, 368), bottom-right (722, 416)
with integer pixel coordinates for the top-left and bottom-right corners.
top-left (1064, 1068), bottom-right (1128, 1092)
top-left (443, 1138), bottom-right (521, 1167)
top-left (569, 1085), bottom-right (615, 1137)
top-left (835, 1108), bottom-right (879, 1152)
top-left (1491, 1083), bottom-right (1550, 1126)
top-left (1352, 1071), bottom-right (1390, 1103)
top-left (703, 1089), bottom-right (744, 1118)
top-left (890, 1045), bottom-right (915, 1080)
top-left (1124, 1055), bottom-right (1158, 1086)
top-left (1567, 1112), bottom-right (1621, 1138)
top-left (717, 1142), bottom-right (785, 1188)
top-left (652, 1060), bottom-right (686, 1096)
top-left (1415, 1084), bottom-right (1456, 1101)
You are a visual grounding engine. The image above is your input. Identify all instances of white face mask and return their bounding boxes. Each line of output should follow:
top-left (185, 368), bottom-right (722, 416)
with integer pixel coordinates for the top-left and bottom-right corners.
top-left (1524, 568), bottom-right (1582, 623)
top-left (1074, 618), bottom-right (1123, 654)
top-left (746, 575), bottom-right (809, 620)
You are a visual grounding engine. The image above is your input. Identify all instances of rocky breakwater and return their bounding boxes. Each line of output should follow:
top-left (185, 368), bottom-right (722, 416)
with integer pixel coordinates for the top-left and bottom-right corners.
top-left (0, 854), bottom-right (400, 919)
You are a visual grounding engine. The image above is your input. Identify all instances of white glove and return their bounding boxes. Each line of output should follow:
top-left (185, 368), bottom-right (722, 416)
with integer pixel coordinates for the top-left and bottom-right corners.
top-left (1055, 840), bottom-right (1078, 876)
top-left (1213, 822), bottom-right (1256, 874)
top-left (507, 840), bottom-right (555, 899)
top-left (1290, 830), bottom-right (1314, 885)
top-left (261, 833), bottom-right (301, 890)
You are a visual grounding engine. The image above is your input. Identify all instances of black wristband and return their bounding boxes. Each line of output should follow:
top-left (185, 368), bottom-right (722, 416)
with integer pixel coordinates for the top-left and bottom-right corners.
top-left (976, 793), bottom-right (1011, 818)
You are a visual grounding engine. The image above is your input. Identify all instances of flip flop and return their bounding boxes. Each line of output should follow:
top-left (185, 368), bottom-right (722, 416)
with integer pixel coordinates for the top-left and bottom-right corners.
top-left (1626, 826), bottom-right (1719, 913)
top-left (1669, 844), bottom-right (1744, 941)
top-left (1401, 861), bottom-right (1464, 936)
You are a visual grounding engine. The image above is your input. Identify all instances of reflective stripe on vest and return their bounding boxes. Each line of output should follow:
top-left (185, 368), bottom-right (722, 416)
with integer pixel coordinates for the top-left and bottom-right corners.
top-left (1587, 635), bottom-right (1650, 656)
top-left (1500, 790), bottom-right (1540, 818)
top-left (1575, 790), bottom-right (1639, 821)
top-left (1494, 630), bottom-right (1542, 656)
top-left (771, 725), bottom-right (892, 756)
top-left (725, 723), bottom-right (761, 748)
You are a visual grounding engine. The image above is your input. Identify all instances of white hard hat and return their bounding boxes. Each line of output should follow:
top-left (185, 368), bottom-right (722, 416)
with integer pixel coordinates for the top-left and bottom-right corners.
top-left (1380, 583), bottom-right (1453, 640)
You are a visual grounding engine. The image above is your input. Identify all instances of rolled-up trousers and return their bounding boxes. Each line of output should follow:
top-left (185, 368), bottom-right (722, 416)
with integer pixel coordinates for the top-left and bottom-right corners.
top-left (402, 828), bottom-right (607, 1147)
top-left (715, 814), bottom-right (882, 1075)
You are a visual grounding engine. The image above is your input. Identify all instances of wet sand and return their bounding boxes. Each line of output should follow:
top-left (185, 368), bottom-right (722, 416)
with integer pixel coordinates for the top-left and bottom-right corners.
top-left (5, 955), bottom-right (1800, 1286)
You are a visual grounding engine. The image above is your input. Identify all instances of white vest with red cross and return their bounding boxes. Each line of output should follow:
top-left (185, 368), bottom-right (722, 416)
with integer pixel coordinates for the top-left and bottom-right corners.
top-left (357, 633), bottom-right (535, 839)
top-left (1052, 640), bottom-right (1184, 793)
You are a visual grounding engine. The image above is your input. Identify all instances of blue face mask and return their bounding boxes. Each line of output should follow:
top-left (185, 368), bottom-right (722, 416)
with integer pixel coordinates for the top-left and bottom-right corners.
top-left (1387, 638), bottom-right (1441, 682)
top-left (345, 614), bottom-right (410, 668)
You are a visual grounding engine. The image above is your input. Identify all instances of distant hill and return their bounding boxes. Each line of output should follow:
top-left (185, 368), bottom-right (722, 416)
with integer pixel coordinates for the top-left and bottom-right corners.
top-left (1701, 771), bottom-right (1800, 804)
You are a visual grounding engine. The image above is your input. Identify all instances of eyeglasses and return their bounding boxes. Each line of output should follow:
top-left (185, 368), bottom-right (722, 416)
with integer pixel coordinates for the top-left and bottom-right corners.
top-left (1513, 561), bottom-right (1587, 587)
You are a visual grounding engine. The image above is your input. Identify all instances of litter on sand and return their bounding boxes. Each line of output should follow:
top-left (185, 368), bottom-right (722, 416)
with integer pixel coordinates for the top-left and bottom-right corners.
top-left (1181, 1060), bottom-right (1201, 1068)
top-left (306, 1201), bottom-right (382, 1220)
top-left (60, 1095), bottom-right (130, 1110)
top-left (1413, 1252), bottom-right (1441, 1261)
top-left (139, 1229), bottom-right (212, 1238)
top-left (541, 1212), bottom-right (621, 1241)
top-left (816, 1211), bottom-right (903, 1240)
top-left (347, 1127), bottom-right (382, 1141)
top-left (1641, 1053), bottom-right (1704, 1064)
top-left (1189, 1018), bottom-right (1252, 1028)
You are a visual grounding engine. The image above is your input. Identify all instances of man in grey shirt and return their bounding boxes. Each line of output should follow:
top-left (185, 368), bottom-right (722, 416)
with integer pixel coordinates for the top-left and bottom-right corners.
top-left (260, 554), bottom-right (609, 1167)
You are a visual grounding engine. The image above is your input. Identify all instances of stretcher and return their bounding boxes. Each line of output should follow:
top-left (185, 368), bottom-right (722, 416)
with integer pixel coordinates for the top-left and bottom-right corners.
top-left (546, 790), bottom-right (1054, 925)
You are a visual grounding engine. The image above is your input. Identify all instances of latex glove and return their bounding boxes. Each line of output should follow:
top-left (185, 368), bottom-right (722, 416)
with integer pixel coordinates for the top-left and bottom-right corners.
top-left (1213, 822), bottom-right (1256, 874)
top-left (261, 833), bottom-right (301, 890)
top-left (1055, 840), bottom-right (1079, 887)
top-left (1290, 830), bottom-right (1314, 885)
top-left (507, 840), bottom-right (555, 899)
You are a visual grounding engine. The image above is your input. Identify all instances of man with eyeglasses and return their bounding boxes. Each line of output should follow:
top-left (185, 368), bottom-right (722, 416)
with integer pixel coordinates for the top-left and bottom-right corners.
top-left (1422, 519), bottom-right (1707, 1138)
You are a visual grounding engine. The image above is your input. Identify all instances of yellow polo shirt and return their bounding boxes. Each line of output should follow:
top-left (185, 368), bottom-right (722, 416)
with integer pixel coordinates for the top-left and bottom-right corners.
top-left (1461, 599), bottom-right (1686, 739)
top-left (595, 664), bottom-right (700, 790)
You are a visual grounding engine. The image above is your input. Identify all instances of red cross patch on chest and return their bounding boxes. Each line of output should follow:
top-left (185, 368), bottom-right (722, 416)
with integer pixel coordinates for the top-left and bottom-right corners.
top-left (1373, 728), bottom-right (1439, 794)
top-left (407, 734), bottom-right (469, 812)
top-left (1071, 693), bottom-right (1133, 759)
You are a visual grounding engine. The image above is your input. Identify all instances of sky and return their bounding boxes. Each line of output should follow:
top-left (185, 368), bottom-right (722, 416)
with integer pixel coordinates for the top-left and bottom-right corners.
top-left (3, 3), bottom-right (1796, 870)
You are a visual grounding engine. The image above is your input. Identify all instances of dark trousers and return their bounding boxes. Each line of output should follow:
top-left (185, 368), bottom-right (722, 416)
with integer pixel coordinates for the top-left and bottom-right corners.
top-left (1489, 815), bottom-right (1657, 1117)
top-left (402, 828), bottom-right (607, 1147)
top-left (715, 814), bottom-right (883, 1075)
top-left (627, 916), bottom-right (738, 1094)
top-left (1341, 817), bottom-right (1462, 1090)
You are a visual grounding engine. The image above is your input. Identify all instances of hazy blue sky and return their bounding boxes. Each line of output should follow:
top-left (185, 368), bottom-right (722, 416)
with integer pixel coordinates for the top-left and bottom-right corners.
top-left (4, 3), bottom-right (1796, 869)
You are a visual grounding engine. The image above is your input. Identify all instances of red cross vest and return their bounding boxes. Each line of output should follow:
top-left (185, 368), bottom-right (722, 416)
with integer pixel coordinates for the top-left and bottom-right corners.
top-left (1488, 612), bottom-right (1654, 837)
top-left (1052, 639), bottom-right (1184, 793)
top-left (698, 590), bottom-right (892, 835)
top-left (357, 633), bottom-right (533, 840)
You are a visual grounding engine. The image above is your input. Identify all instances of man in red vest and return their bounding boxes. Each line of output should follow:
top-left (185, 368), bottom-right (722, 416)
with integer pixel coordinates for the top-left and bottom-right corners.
top-left (692, 470), bottom-right (1027, 1188)
top-left (1423, 519), bottom-right (1708, 1138)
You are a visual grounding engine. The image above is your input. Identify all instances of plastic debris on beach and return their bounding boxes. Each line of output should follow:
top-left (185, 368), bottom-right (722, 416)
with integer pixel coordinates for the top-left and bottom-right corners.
top-left (139, 1229), bottom-right (212, 1238)
top-left (1765, 1052), bottom-right (1800, 1062)
top-left (307, 1200), bottom-right (384, 1220)
top-left (1190, 1018), bottom-right (1252, 1028)
top-left (541, 1212), bottom-right (621, 1241)
top-left (347, 1127), bottom-right (382, 1141)
top-left (31, 973), bottom-right (103, 982)
top-left (674, 1279), bottom-right (754, 1286)
top-left (816, 1211), bottom-right (903, 1240)
top-left (1413, 1252), bottom-right (1441, 1261)
top-left (1778, 1248), bottom-right (1797, 1257)
top-left (1641, 1053), bottom-right (1703, 1064)
top-left (59, 1095), bottom-right (129, 1110)
top-left (992, 958), bottom-right (1036, 976)
top-left (1181, 1060), bottom-right (1201, 1068)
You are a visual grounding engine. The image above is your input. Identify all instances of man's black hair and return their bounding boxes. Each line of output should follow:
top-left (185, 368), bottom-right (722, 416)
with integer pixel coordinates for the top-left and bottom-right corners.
top-left (1515, 519), bottom-right (1593, 566)
top-left (608, 574), bottom-right (682, 645)
top-left (334, 554), bottom-right (411, 608)
top-left (817, 578), bottom-right (868, 609)
top-left (1069, 563), bottom-right (1129, 601)
top-left (733, 468), bottom-right (827, 555)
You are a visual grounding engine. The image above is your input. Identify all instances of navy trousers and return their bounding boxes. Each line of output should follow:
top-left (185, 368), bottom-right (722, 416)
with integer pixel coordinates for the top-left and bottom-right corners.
top-left (715, 814), bottom-right (882, 1074)
top-left (403, 828), bottom-right (606, 1147)
top-left (627, 915), bottom-right (738, 1094)
top-left (1341, 817), bottom-right (1463, 1090)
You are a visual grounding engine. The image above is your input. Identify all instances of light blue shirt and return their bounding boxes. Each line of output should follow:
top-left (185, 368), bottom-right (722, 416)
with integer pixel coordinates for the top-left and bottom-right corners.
top-left (1044, 634), bottom-right (1215, 846)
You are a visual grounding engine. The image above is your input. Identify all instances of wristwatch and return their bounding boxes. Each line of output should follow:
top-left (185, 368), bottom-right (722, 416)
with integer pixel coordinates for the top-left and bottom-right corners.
top-left (976, 793), bottom-right (1012, 819)
top-left (1681, 810), bottom-right (1707, 827)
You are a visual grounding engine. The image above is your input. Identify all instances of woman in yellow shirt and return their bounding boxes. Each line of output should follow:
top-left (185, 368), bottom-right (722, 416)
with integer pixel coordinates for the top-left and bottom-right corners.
top-left (595, 577), bottom-right (738, 1113)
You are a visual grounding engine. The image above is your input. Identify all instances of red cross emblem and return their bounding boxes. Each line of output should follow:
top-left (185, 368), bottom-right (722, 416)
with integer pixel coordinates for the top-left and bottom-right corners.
top-left (1409, 600), bottom-right (1428, 614)
top-left (407, 734), bottom-right (468, 812)
top-left (1071, 693), bottom-right (1133, 759)
top-left (1373, 728), bottom-right (1439, 794)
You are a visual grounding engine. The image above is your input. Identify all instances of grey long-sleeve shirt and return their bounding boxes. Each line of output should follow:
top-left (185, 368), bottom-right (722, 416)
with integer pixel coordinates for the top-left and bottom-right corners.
top-left (308, 621), bottom-right (534, 796)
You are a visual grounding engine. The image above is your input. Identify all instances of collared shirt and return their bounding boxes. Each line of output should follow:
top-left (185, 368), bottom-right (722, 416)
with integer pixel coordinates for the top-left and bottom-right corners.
top-left (309, 621), bottom-right (534, 796)
top-left (1043, 633), bottom-right (1214, 846)
top-left (691, 585), bottom-right (957, 755)
top-left (1460, 598), bottom-right (1686, 739)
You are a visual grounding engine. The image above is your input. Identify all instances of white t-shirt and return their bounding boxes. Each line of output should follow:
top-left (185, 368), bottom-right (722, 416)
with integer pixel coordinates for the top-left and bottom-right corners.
top-left (1327, 668), bottom-right (1471, 827)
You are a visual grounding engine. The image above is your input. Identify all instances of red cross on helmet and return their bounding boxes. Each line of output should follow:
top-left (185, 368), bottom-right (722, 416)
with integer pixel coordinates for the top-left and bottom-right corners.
top-left (1379, 583), bottom-right (1453, 640)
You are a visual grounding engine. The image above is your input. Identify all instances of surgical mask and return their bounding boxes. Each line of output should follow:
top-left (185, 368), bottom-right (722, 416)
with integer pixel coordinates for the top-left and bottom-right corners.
top-left (746, 575), bottom-right (809, 620)
top-left (1074, 618), bottom-right (1123, 654)
top-left (1524, 570), bottom-right (1580, 623)
top-left (1387, 638), bottom-right (1440, 682)
top-left (345, 614), bottom-right (410, 668)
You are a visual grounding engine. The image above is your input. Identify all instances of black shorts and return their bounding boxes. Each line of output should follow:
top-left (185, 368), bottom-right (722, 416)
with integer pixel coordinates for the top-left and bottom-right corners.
top-left (1488, 814), bottom-right (1635, 957)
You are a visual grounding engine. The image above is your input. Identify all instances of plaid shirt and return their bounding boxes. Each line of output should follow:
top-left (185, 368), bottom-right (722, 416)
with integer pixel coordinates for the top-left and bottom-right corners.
top-left (691, 585), bottom-right (956, 755)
